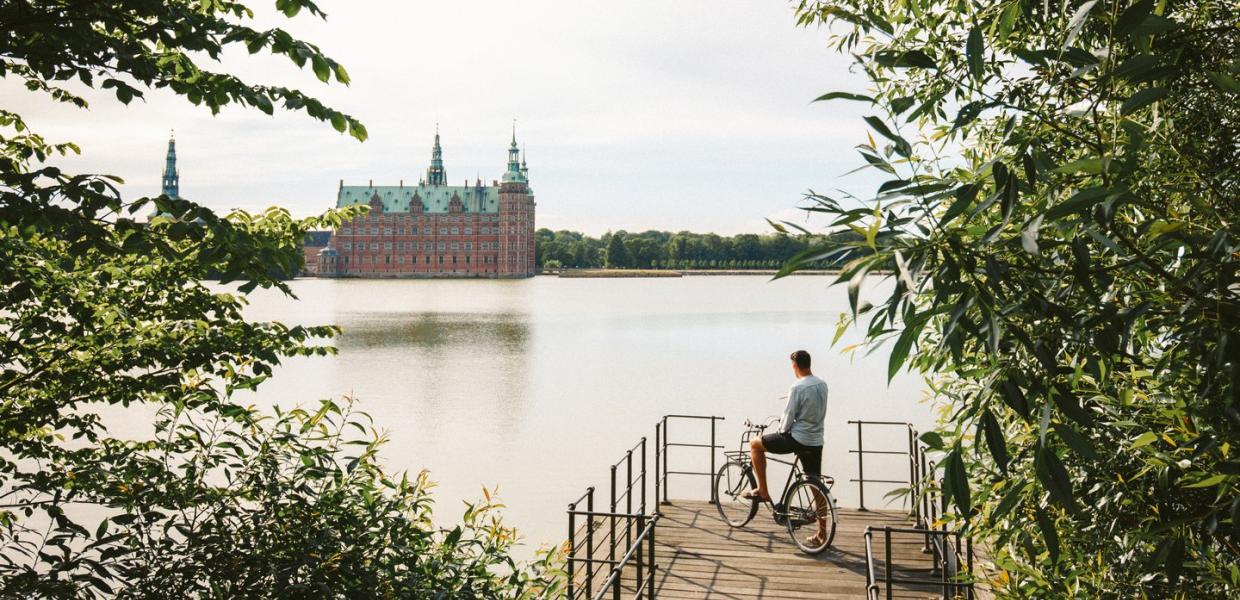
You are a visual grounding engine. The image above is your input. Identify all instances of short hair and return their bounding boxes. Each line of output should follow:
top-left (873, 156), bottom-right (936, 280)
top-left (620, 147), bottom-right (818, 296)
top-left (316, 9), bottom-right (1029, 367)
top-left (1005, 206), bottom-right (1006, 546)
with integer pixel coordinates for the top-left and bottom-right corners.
top-left (790, 350), bottom-right (811, 370)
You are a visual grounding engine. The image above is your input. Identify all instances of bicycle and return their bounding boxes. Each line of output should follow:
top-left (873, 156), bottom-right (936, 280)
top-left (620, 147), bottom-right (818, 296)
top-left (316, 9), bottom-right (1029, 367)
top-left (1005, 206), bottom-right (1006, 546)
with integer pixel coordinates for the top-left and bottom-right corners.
top-left (713, 417), bottom-right (839, 554)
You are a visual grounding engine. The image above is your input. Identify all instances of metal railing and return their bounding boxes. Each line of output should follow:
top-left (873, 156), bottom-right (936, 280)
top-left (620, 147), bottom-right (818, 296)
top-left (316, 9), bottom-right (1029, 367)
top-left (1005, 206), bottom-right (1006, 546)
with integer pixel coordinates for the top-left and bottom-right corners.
top-left (851, 420), bottom-right (975, 598)
top-left (654, 415), bottom-right (724, 507)
top-left (847, 420), bottom-right (917, 511)
top-left (568, 414), bottom-right (721, 599)
top-left (864, 526), bottom-right (975, 599)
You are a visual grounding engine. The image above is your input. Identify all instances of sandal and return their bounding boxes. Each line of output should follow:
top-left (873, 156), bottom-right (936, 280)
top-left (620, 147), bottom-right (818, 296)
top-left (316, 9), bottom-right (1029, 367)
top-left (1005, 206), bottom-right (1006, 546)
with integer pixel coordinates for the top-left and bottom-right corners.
top-left (739, 489), bottom-right (770, 503)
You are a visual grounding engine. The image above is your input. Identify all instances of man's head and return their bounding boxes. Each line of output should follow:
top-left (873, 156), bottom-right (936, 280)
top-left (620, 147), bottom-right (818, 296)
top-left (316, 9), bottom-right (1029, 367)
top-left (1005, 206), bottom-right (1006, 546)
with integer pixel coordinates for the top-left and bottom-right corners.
top-left (790, 350), bottom-right (812, 377)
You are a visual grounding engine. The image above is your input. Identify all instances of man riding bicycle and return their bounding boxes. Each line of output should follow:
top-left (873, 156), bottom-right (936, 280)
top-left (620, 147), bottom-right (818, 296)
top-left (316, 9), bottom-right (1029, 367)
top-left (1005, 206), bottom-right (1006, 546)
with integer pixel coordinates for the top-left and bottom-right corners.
top-left (742, 350), bottom-right (830, 547)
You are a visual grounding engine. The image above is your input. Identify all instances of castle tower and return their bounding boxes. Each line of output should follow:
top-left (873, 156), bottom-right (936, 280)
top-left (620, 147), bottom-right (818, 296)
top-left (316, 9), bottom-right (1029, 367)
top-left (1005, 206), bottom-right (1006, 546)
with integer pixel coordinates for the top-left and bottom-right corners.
top-left (498, 123), bottom-right (535, 277)
top-left (161, 132), bottom-right (180, 198)
top-left (426, 125), bottom-right (447, 186)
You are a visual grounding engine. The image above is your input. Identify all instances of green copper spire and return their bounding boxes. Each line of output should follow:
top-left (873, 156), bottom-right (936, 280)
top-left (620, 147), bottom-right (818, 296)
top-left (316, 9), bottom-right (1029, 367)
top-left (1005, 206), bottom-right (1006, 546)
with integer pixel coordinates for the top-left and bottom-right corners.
top-left (502, 119), bottom-right (526, 183)
top-left (426, 123), bottom-right (447, 185)
top-left (161, 131), bottom-right (179, 198)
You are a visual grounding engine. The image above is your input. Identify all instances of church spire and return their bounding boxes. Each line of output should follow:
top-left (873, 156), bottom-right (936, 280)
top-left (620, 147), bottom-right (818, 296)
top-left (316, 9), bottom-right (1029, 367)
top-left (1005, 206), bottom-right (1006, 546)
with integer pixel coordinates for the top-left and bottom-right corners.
top-left (502, 118), bottom-right (525, 183)
top-left (161, 131), bottom-right (180, 198)
top-left (426, 124), bottom-right (447, 185)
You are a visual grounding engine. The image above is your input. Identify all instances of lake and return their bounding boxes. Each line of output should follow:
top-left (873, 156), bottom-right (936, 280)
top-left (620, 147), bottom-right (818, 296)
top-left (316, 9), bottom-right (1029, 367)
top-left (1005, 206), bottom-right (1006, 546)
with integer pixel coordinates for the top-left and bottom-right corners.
top-left (232, 275), bottom-right (935, 554)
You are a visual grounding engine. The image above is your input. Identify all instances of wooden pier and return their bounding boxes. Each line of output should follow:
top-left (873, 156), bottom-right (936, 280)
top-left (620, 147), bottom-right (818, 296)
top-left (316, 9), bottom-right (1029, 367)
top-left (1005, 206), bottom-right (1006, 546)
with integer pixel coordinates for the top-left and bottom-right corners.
top-left (588, 500), bottom-right (973, 599)
top-left (566, 416), bottom-right (984, 600)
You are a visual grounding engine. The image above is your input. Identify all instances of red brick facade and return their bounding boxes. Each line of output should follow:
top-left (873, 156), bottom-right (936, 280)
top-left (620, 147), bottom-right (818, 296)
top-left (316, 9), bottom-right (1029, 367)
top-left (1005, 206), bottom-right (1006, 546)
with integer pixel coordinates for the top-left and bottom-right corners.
top-left (316, 182), bottom-right (535, 278)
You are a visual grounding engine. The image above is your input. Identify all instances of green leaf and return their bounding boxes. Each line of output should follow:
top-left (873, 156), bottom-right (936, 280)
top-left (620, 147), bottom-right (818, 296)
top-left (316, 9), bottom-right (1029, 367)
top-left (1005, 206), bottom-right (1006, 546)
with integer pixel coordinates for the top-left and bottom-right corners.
top-left (1115, 0), bottom-right (1155, 35)
top-left (1121, 88), bottom-right (1168, 115)
top-left (813, 91), bottom-right (875, 103)
top-left (863, 116), bottom-right (911, 156)
top-left (1206, 72), bottom-right (1240, 93)
top-left (944, 447), bottom-right (971, 515)
top-left (966, 27), bottom-right (984, 81)
top-left (1046, 187), bottom-right (1112, 219)
top-left (981, 410), bottom-right (1009, 474)
top-left (1184, 474), bottom-right (1228, 489)
top-left (888, 325), bottom-right (917, 381)
top-left (1052, 423), bottom-right (1098, 461)
top-left (1062, 0), bottom-right (1099, 50)
top-left (1036, 447), bottom-right (1078, 513)
top-left (1130, 431), bottom-right (1159, 450)
top-left (1034, 508), bottom-right (1060, 563)
top-left (919, 431), bottom-right (945, 450)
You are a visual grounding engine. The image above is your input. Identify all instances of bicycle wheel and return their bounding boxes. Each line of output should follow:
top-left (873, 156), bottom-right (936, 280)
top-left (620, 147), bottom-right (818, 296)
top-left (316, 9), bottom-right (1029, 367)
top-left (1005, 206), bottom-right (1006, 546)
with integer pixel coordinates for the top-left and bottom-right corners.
top-left (782, 478), bottom-right (837, 554)
top-left (713, 461), bottom-right (758, 527)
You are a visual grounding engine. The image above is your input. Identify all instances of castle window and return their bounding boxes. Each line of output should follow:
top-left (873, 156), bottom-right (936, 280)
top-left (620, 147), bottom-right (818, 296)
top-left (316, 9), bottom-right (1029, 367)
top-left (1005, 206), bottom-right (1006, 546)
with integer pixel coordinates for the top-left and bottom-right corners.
top-left (343, 242), bottom-right (352, 250)
top-left (450, 242), bottom-right (459, 250)
top-left (451, 227), bottom-right (459, 235)
top-left (439, 228), bottom-right (448, 235)
top-left (411, 226), bottom-right (418, 235)
top-left (464, 228), bottom-right (472, 235)
top-left (383, 227), bottom-right (392, 235)
top-left (370, 242), bottom-right (379, 250)
top-left (465, 242), bottom-right (473, 251)
top-left (437, 242), bottom-right (446, 251)
top-left (465, 256), bottom-right (470, 264)
top-left (370, 227), bottom-right (378, 235)
top-left (384, 242), bottom-right (392, 250)
top-left (341, 227), bottom-right (352, 235)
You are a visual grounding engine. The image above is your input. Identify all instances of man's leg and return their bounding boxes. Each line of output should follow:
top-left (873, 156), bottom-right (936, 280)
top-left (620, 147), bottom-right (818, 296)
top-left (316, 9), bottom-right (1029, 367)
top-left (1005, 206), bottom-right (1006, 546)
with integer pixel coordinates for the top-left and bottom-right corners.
top-left (746, 437), bottom-right (771, 502)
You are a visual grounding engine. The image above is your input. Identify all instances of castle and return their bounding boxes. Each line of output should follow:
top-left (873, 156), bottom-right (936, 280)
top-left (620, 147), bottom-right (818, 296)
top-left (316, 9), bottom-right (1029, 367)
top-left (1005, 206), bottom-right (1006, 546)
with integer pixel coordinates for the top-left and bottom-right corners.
top-left (316, 127), bottom-right (536, 278)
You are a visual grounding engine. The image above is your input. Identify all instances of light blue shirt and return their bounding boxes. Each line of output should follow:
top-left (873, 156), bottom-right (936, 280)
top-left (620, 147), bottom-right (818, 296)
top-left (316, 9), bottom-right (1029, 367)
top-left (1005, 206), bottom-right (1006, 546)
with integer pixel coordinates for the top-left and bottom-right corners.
top-left (780, 374), bottom-right (828, 446)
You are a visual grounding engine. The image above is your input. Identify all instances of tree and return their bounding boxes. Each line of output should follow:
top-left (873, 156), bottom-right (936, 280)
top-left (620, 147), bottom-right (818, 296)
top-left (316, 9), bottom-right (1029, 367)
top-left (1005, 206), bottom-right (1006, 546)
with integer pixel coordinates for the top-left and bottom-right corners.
top-left (789, 0), bottom-right (1237, 596)
top-left (605, 231), bottom-right (633, 268)
top-left (0, 1), bottom-right (559, 597)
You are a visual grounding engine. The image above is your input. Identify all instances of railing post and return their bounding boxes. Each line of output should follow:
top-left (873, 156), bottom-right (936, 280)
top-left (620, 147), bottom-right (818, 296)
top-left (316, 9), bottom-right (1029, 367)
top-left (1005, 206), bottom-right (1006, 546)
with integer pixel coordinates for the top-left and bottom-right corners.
top-left (654, 422), bottom-right (662, 512)
top-left (661, 416), bottom-right (669, 504)
top-left (908, 426), bottom-right (918, 522)
top-left (707, 417), bottom-right (717, 503)
top-left (609, 465), bottom-right (617, 568)
top-left (634, 514), bottom-right (645, 599)
top-left (884, 526), bottom-right (893, 600)
top-left (640, 437), bottom-right (647, 515)
top-left (568, 501), bottom-right (576, 600)
top-left (625, 450), bottom-right (633, 549)
top-left (857, 421), bottom-right (868, 511)
top-left (586, 487), bottom-right (595, 599)
top-left (648, 516), bottom-right (657, 600)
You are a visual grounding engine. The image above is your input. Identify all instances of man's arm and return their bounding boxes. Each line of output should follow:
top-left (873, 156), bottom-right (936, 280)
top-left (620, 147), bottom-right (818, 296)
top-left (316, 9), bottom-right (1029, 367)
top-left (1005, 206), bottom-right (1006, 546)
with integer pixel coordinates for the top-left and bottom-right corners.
top-left (780, 387), bottom-right (801, 434)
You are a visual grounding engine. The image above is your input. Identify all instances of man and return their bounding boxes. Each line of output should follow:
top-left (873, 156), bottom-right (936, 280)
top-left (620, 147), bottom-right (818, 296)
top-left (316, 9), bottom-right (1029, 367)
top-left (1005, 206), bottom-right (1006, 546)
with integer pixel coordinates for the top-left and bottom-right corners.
top-left (743, 349), bottom-right (829, 547)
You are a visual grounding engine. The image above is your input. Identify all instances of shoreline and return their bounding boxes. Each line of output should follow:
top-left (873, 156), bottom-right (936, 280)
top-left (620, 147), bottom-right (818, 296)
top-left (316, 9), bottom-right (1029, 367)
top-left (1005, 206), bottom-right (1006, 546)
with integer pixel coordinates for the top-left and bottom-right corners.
top-left (550, 268), bottom-right (841, 278)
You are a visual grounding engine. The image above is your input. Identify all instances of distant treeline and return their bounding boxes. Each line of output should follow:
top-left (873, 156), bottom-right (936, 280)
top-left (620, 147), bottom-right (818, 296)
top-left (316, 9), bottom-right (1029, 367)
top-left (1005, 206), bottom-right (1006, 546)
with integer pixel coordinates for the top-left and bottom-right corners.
top-left (535, 229), bottom-right (862, 270)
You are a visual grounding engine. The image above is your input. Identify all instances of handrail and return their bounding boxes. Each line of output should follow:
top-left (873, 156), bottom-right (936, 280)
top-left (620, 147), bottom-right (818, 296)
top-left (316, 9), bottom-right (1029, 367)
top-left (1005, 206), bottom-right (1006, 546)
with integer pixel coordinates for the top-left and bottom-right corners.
top-left (569, 416), bottom-right (725, 600)
top-left (865, 525), bottom-right (975, 600)
top-left (655, 415), bottom-right (723, 508)
top-left (592, 513), bottom-right (658, 600)
top-left (847, 420), bottom-right (917, 511)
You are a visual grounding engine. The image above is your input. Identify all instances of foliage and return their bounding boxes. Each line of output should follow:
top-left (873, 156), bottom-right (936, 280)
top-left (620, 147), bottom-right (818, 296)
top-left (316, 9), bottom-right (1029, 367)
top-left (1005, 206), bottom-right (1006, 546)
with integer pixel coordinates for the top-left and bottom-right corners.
top-left (791, 0), bottom-right (1237, 596)
top-left (535, 228), bottom-right (859, 270)
top-left (1, 1), bottom-right (560, 597)
top-left (604, 231), bottom-right (633, 268)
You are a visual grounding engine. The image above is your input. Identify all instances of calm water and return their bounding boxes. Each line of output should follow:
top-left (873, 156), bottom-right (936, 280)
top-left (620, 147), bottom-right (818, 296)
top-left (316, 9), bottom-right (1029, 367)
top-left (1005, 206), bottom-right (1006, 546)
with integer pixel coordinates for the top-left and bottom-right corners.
top-left (231, 276), bottom-right (934, 553)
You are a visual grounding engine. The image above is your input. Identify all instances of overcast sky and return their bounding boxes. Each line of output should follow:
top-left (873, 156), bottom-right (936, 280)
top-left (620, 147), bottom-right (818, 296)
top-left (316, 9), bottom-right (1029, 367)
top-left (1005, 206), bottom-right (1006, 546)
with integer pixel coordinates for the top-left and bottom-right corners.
top-left (8, 0), bottom-right (878, 235)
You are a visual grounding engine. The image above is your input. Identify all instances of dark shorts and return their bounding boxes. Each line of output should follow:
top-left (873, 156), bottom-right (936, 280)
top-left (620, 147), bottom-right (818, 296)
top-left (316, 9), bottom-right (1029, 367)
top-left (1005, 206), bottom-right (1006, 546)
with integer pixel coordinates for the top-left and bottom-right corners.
top-left (760, 432), bottom-right (822, 477)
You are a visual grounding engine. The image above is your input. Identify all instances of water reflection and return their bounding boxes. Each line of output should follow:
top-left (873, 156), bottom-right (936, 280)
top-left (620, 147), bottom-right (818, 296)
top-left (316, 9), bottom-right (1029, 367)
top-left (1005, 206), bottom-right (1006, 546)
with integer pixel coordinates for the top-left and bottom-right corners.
top-left (338, 312), bottom-right (529, 351)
